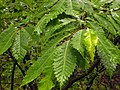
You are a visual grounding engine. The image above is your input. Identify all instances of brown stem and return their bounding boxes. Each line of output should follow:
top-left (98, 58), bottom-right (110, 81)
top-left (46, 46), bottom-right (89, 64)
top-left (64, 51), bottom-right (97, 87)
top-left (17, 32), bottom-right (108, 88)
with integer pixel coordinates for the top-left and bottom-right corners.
top-left (62, 59), bottom-right (100, 90)
top-left (86, 73), bottom-right (97, 90)
top-left (7, 50), bottom-right (33, 90)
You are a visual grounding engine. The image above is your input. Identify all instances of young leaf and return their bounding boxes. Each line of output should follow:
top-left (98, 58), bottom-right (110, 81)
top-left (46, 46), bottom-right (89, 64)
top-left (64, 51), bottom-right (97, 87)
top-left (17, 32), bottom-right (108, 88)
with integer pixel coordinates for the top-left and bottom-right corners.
top-left (53, 41), bottom-right (76, 87)
top-left (0, 28), bottom-right (16, 55)
top-left (12, 29), bottom-right (30, 61)
top-left (89, 22), bottom-right (120, 75)
top-left (21, 33), bottom-right (70, 86)
top-left (84, 28), bottom-right (98, 61)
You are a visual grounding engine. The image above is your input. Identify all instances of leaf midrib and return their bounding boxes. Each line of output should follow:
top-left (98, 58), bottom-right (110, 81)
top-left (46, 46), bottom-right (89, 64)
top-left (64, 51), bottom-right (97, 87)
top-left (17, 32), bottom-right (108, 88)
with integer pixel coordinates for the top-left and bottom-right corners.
top-left (62, 41), bottom-right (69, 81)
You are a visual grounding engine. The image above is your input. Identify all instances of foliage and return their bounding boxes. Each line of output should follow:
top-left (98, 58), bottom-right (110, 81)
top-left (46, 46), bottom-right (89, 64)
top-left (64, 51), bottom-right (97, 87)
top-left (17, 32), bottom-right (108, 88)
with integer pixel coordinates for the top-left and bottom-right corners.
top-left (53, 41), bottom-right (76, 87)
top-left (0, 0), bottom-right (120, 90)
top-left (12, 29), bottom-right (30, 61)
top-left (84, 28), bottom-right (98, 61)
top-left (0, 27), bottom-right (16, 55)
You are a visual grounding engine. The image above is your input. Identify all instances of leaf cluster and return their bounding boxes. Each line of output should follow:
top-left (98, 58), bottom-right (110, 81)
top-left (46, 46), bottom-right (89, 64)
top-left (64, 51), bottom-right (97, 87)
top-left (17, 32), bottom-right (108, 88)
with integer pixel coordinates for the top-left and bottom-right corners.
top-left (0, 0), bottom-right (120, 90)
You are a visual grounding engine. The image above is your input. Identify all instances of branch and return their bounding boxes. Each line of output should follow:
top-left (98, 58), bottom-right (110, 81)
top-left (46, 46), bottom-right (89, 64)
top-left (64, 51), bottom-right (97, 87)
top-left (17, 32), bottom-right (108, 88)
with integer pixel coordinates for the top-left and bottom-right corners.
top-left (7, 50), bottom-right (33, 90)
top-left (86, 65), bottom-right (105, 90)
top-left (7, 50), bottom-right (25, 76)
top-left (62, 59), bottom-right (100, 90)
top-left (86, 73), bottom-right (97, 90)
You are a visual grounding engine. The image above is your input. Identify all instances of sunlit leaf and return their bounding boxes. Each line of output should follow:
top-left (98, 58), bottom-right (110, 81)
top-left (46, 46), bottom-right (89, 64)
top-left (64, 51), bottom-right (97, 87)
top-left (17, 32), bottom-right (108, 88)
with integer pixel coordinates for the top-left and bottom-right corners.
top-left (89, 22), bottom-right (120, 75)
top-left (84, 28), bottom-right (99, 61)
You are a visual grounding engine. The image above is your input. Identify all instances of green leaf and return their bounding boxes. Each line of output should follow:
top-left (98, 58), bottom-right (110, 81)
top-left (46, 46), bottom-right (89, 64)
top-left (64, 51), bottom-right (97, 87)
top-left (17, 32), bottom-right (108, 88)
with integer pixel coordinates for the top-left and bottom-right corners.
top-left (53, 41), bottom-right (76, 87)
top-left (38, 78), bottom-right (54, 90)
top-left (12, 29), bottom-right (30, 61)
top-left (71, 0), bottom-right (81, 12)
top-left (71, 30), bottom-right (85, 57)
top-left (84, 28), bottom-right (98, 61)
top-left (111, 12), bottom-right (120, 35)
top-left (21, 33), bottom-right (70, 86)
top-left (90, 0), bottom-right (108, 8)
top-left (111, 12), bottom-right (120, 25)
top-left (34, 0), bottom-right (65, 34)
top-left (89, 22), bottom-right (120, 75)
top-left (106, 15), bottom-right (120, 35)
top-left (0, 28), bottom-right (16, 55)
top-left (64, 0), bottom-right (74, 16)
top-left (25, 26), bottom-right (34, 36)
top-left (94, 14), bottom-right (116, 35)
top-left (110, 0), bottom-right (120, 9)
top-left (45, 18), bottom-right (76, 40)
top-left (25, 0), bottom-right (33, 4)
top-left (71, 30), bottom-right (90, 69)
top-left (79, 0), bottom-right (94, 14)
top-left (38, 67), bottom-right (54, 90)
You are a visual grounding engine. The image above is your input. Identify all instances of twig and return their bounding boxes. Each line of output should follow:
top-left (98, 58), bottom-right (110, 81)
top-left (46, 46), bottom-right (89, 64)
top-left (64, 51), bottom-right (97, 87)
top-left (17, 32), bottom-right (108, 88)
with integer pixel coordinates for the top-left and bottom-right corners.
top-left (7, 50), bottom-right (26, 76)
top-left (62, 59), bottom-right (100, 90)
top-left (86, 73), bottom-right (97, 90)
top-left (86, 65), bottom-right (105, 90)
top-left (7, 50), bottom-right (33, 90)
